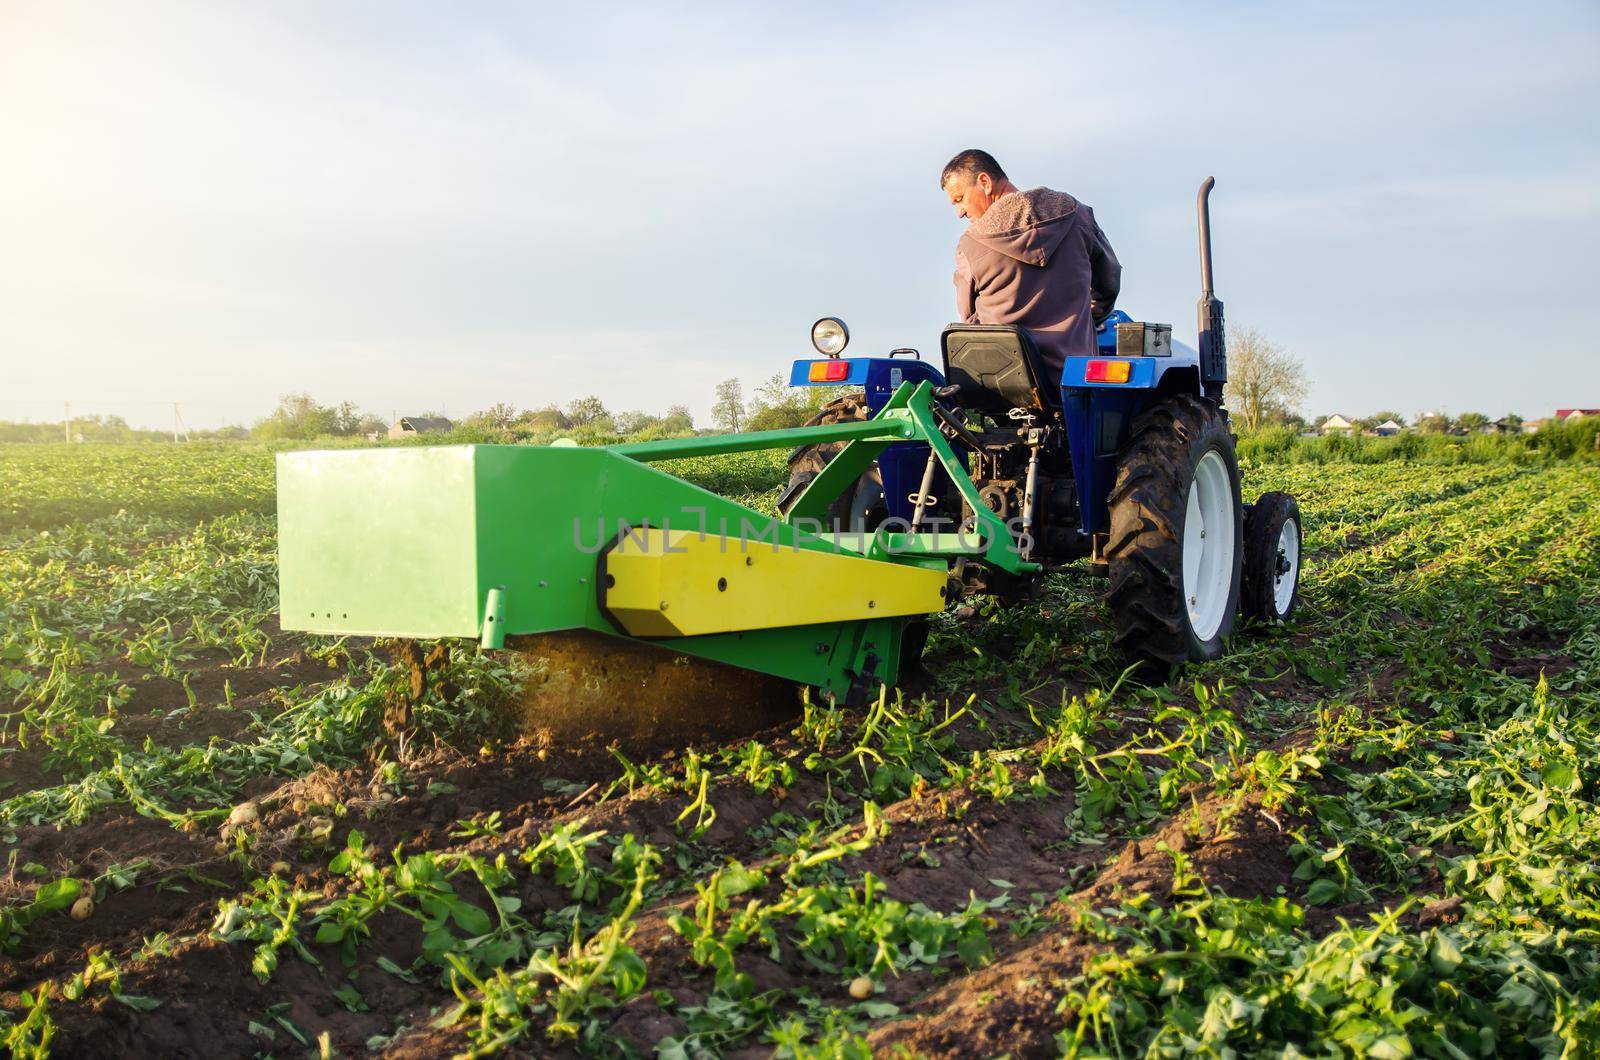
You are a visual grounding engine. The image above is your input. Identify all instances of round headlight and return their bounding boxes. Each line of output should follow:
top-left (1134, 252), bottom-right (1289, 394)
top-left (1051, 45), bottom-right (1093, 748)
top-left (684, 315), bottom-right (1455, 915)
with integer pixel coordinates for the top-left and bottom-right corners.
top-left (811, 317), bottom-right (850, 357)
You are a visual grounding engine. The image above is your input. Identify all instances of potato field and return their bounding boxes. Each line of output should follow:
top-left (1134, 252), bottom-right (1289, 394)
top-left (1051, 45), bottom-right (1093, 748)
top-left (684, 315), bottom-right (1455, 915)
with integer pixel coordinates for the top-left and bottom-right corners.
top-left (2, 442), bottom-right (1598, 1059)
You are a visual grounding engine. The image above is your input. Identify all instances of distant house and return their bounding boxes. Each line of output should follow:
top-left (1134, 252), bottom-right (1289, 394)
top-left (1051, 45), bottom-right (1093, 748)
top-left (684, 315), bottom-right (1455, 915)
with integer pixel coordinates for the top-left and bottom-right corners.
top-left (1556, 409), bottom-right (1600, 423)
top-left (388, 416), bottom-right (454, 439)
top-left (1492, 417), bottom-right (1521, 434)
top-left (1373, 419), bottom-right (1404, 437)
top-left (1319, 415), bottom-right (1356, 436)
top-left (1522, 418), bottom-right (1550, 434)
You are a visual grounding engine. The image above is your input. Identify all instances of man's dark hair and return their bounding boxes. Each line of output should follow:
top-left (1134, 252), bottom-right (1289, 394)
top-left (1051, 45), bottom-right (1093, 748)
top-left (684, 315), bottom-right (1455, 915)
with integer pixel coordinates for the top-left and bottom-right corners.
top-left (940, 149), bottom-right (1007, 188)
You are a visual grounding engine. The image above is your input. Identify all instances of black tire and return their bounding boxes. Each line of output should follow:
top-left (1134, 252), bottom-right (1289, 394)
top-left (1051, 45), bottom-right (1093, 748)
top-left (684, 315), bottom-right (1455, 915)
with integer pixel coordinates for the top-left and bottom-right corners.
top-left (1241, 492), bottom-right (1302, 623)
top-left (898, 618), bottom-right (932, 681)
top-left (1105, 395), bottom-right (1243, 669)
top-left (775, 395), bottom-right (886, 533)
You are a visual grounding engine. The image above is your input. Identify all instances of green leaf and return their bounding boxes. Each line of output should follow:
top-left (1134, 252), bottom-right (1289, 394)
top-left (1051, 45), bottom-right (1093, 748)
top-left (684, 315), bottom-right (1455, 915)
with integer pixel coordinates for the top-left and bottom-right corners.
top-left (115, 993), bottom-right (163, 1012)
top-left (1428, 934), bottom-right (1463, 976)
top-left (273, 1014), bottom-right (310, 1046)
top-left (331, 984), bottom-right (368, 1012)
top-left (449, 902), bottom-right (493, 936)
top-left (715, 862), bottom-right (766, 899)
top-left (376, 955), bottom-right (420, 982)
top-left (33, 877), bottom-right (82, 913)
top-left (1540, 762), bottom-right (1580, 791)
top-left (421, 925), bottom-right (455, 960)
top-left (1499, 978), bottom-right (1541, 1009)
top-left (1484, 873), bottom-right (1507, 902)
top-left (1368, 1034), bottom-right (1412, 1060)
top-left (956, 931), bottom-right (993, 969)
top-left (1306, 878), bottom-right (1345, 906)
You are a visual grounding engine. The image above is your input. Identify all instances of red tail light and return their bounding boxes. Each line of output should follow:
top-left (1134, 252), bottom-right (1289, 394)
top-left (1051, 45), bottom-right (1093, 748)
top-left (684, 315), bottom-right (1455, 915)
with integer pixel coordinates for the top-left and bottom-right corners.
top-left (1085, 359), bottom-right (1132, 383)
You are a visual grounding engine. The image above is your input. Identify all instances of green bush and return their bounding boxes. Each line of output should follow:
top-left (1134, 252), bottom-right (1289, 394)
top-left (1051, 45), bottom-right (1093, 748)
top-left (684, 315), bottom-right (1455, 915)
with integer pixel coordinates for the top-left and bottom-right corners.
top-left (1235, 424), bottom-right (1298, 462)
top-left (1237, 420), bottom-right (1596, 466)
top-left (1531, 416), bottom-right (1599, 459)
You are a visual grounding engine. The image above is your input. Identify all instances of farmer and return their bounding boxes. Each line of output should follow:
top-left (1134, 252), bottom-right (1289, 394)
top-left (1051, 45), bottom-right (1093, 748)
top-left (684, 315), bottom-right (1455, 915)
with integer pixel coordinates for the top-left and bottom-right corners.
top-left (940, 149), bottom-right (1121, 386)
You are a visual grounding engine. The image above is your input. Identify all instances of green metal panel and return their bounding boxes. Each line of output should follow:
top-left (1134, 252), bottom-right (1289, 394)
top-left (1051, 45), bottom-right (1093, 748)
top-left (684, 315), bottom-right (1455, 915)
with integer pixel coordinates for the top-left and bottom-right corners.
top-left (278, 448), bottom-right (482, 639)
top-left (276, 444), bottom-right (908, 698)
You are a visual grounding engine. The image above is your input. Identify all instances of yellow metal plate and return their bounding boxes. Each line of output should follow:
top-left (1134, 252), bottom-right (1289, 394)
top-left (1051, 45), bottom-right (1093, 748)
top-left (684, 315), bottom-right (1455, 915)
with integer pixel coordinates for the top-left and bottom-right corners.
top-left (603, 529), bottom-right (945, 638)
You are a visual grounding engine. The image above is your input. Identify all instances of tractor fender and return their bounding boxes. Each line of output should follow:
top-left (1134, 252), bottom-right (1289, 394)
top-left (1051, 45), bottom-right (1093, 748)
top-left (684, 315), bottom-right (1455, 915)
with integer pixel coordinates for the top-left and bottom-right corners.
top-left (1058, 338), bottom-right (1208, 537)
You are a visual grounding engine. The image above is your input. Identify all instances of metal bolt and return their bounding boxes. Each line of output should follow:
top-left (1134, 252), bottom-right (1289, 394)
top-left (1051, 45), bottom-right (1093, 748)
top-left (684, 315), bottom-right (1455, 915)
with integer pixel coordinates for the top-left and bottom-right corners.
top-left (659, 601), bottom-right (669, 610)
top-left (867, 600), bottom-right (875, 608)
top-left (1189, 595), bottom-right (1198, 606)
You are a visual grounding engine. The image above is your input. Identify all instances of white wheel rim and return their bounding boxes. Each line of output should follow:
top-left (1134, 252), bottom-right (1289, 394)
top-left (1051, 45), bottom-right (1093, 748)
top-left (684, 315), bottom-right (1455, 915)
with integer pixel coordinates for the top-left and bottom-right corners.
top-left (1273, 518), bottom-right (1300, 614)
top-left (1182, 449), bottom-right (1235, 642)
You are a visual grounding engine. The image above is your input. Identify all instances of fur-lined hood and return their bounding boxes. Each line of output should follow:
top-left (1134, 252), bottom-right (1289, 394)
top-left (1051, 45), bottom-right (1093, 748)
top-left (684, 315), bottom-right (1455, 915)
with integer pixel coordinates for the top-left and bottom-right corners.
top-left (966, 187), bottom-right (1081, 267)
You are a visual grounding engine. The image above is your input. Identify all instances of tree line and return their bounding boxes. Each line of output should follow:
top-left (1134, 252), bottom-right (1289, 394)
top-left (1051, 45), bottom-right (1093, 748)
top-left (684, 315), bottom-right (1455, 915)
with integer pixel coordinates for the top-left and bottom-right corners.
top-left (0, 326), bottom-right (1571, 447)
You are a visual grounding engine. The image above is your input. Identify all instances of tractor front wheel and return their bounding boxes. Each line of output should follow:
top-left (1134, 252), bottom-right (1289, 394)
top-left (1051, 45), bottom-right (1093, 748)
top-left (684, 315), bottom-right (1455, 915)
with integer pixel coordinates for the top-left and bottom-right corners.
top-left (1241, 492), bottom-right (1302, 623)
top-left (1105, 395), bottom-right (1243, 669)
top-left (775, 395), bottom-right (886, 533)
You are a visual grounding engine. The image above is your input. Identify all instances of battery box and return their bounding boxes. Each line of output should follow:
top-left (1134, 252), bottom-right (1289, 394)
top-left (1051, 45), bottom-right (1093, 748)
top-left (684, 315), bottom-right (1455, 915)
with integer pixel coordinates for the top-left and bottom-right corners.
top-left (1115, 321), bottom-right (1172, 357)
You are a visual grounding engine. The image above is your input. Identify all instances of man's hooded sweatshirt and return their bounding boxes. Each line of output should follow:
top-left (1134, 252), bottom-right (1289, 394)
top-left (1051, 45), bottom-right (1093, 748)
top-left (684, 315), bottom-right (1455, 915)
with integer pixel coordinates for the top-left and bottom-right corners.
top-left (953, 188), bottom-right (1122, 386)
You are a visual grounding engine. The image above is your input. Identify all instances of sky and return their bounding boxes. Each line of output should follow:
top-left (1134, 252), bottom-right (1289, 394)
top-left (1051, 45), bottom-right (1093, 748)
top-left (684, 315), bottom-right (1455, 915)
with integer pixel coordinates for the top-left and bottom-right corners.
top-left (2, 1), bottom-right (1597, 430)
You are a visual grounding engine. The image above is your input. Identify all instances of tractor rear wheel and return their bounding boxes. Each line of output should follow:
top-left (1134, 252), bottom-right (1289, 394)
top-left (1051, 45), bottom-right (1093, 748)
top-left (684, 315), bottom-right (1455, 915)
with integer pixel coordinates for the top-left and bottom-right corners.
top-left (776, 394), bottom-right (886, 533)
top-left (1241, 492), bottom-right (1302, 623)
top-left (1105, 395), bottom-right (1243, 669)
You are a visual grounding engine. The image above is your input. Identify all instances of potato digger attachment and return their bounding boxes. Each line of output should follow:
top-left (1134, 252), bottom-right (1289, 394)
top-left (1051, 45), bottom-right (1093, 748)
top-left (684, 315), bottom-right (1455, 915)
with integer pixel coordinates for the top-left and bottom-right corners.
top-left (276, 178), bottom-right (1303, 736)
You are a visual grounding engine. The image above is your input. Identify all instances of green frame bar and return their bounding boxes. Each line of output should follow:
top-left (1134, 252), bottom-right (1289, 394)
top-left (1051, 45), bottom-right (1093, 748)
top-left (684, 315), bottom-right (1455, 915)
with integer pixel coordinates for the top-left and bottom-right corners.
top-left (612, 418), bottom-right (914, 462)
top-left (782, 382), bottom-right (1038, 576)
top-left (871, 532), bottom-right (990, 557)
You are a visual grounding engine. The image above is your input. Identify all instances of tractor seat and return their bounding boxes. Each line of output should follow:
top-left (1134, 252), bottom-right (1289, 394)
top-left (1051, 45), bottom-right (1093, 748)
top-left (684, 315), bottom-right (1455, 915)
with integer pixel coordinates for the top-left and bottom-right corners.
top-left (940, 324), bottom-right (1055, 416)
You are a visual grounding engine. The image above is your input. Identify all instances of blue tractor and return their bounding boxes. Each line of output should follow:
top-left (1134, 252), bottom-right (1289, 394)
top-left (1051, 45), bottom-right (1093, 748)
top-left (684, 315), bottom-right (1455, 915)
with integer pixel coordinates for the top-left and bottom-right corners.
top-left (272, 178), bottom-right (1305, 718)
top-left (776, 178), bottom-right (1303, 670)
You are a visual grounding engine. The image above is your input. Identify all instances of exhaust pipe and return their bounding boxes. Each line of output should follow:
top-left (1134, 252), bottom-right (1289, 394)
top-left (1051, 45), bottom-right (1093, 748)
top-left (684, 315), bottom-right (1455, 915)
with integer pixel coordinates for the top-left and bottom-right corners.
top-left (1196, 177), bottom-right (1227, 402)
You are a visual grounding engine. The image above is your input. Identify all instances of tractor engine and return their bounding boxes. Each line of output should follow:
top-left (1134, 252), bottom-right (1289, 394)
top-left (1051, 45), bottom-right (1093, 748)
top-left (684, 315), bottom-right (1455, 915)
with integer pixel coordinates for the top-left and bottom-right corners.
top-left (956, 417), bottom-right (1087, 568)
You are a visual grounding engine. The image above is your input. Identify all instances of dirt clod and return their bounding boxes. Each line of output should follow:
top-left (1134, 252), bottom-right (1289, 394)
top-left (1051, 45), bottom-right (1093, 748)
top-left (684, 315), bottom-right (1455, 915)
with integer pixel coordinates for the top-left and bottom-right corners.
top-left (1417, 895), bottom-right (1465, 928)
